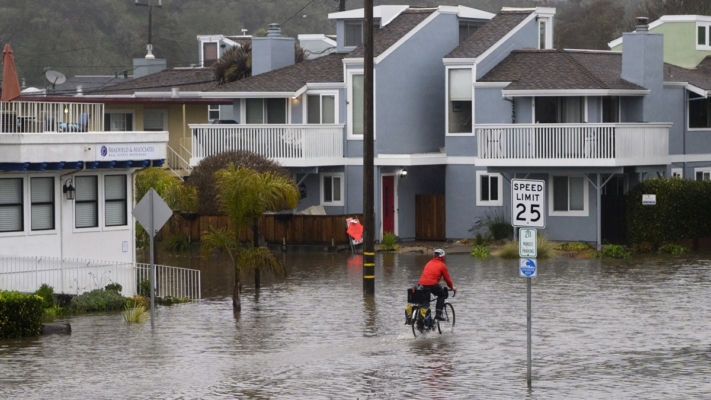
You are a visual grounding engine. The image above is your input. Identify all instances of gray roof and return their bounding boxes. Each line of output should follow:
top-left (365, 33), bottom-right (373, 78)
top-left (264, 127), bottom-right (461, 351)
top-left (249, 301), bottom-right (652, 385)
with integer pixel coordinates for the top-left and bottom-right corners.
top-left (479, 49), bottom-right (645, 91)
top-left (89, 68), bottom-right (217, 95)
top-left (346, 8), bottom-right (435, 58)
top-left (212, 53), bottom-right (347, 93)
top-left (446, 10), bottom-right (532, 59)
top-left (664, 57), bottom-right (711, 91)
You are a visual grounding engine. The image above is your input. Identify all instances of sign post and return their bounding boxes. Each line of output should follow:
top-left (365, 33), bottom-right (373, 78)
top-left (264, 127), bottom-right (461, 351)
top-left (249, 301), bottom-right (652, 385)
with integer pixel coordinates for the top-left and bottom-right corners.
top-left (132, 189), bottom-right (173, 329)
top-left (512, 179), bottom-right (544, 389)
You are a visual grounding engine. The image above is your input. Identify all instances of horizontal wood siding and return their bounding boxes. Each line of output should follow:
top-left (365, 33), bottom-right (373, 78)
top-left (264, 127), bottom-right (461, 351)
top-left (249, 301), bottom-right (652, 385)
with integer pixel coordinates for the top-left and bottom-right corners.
top-left (160, 214), bottom-right (363, 245)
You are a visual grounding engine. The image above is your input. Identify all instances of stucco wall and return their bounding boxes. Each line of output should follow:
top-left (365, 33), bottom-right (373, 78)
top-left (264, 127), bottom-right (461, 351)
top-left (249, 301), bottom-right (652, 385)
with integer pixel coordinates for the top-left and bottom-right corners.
top-left (612, 22), bottom-right (711, 68)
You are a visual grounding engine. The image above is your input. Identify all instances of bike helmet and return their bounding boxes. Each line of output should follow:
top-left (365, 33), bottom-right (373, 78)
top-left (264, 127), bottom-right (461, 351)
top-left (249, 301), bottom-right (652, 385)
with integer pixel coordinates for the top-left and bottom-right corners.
top-left (433, 248), bottom-right (446, 259)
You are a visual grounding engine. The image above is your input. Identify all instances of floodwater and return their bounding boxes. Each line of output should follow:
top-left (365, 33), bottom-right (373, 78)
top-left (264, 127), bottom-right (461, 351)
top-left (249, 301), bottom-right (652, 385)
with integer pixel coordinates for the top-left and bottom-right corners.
top-left (2, 250), bottom-right (711, 399)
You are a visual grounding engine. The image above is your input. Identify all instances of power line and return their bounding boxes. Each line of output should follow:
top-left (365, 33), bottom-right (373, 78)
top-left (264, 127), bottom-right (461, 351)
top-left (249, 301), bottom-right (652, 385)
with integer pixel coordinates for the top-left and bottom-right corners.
top-left (282, 0), bottom-right (318, 26)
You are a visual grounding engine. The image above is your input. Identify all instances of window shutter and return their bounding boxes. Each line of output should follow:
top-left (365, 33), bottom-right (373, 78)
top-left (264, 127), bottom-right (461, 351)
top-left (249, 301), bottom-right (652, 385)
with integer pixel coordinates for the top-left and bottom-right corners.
top-left (31, 177), bottom-right (54, 231)
top-left (449, 69), bottom-right (472, 101)
top-left (105, 175), bottom-right (127, 226)
top-left (0, 178), bottom-right (22, 232)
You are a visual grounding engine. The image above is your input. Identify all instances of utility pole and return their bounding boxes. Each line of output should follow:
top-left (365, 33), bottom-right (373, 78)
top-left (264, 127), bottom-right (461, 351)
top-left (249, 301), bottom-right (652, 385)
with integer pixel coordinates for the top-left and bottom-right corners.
top-left (362, 0), bottom-right (375, 295)
top-left (135, 0), bottom-right (162, 60)
top-left (339, 0), bottom-right (346, 12)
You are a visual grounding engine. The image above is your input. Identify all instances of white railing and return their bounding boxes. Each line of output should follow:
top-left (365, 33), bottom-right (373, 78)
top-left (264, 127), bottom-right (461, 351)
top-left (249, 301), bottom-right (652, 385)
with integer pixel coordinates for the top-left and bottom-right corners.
top-left (136, 264), bottom-right (201, 300)
top-left (0, 101), bottom-right (104, 133)
top-left (190, 124), bottom-right (344, 166)
top-left (0, 257), bottom-right (201, 300)
top-left (476, 123), bottom-right (670, 166)
top-left (166, 144), bottom-right (193, 178)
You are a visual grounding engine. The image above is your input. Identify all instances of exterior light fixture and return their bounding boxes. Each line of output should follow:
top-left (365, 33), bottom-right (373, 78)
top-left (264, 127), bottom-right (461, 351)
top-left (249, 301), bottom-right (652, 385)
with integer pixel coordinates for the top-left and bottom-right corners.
top-left (63, 179), bottom-right (75, 200)
top-left (400, 169), bottom-right (407, 178)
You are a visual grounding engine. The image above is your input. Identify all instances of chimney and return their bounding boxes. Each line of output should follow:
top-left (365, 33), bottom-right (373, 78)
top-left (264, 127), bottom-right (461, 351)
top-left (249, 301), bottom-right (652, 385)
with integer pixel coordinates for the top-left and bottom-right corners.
top-left (621, 16), bottom-right (663, 123)
top-left (251, 23), bottom-right (296, 76)
top-left (132, 57), bottom-right (167, 79)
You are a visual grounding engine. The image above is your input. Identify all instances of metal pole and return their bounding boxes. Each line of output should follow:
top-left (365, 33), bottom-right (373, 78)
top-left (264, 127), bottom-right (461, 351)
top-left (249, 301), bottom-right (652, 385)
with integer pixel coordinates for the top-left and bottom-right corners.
top-left (362, 0), bottom-right (375, 295)
top-left (527, 277), bottom-right (532, 388)
top-left (597, 173), bottom-right (601, 251)
top-left (149, 190), bottom-right (155, 330)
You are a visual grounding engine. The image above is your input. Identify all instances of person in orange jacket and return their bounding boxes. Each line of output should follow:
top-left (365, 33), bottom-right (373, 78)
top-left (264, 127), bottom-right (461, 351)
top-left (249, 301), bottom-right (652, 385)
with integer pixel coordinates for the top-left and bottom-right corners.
top-left (418, 248), bottom-right (456, 320)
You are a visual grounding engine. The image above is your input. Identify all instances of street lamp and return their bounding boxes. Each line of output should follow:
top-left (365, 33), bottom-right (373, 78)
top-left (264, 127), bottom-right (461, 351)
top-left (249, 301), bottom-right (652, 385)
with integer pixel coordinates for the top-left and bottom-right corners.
top-left (135, 0), bottom-right (162, 60)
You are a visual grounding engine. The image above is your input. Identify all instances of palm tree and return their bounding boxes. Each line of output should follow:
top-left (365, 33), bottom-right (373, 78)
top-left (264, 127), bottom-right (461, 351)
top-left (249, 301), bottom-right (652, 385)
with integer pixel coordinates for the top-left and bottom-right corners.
top-left (201, 164), bottom-right (299, 310)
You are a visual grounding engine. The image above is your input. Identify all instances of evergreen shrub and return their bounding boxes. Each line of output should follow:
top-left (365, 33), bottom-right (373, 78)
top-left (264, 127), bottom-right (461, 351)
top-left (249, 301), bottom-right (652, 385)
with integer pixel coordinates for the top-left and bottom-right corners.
top-left (627, 178), bottom-right (711, 245)
top-left (470, 245), bottom-right (490, 259)
top-left (0, 291), bottom-right (43, 339)
top-left (34, 284), bottom-right (55, 309)
top-left (597, 244), bottom-right (631, 259)
top-left (69, 289), bottom-right (127, 312)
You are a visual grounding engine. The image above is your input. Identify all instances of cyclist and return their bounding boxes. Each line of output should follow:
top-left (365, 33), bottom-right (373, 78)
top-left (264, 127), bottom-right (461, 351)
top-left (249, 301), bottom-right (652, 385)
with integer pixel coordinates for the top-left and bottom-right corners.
top-left (417, 248), bottom-right (456, 321)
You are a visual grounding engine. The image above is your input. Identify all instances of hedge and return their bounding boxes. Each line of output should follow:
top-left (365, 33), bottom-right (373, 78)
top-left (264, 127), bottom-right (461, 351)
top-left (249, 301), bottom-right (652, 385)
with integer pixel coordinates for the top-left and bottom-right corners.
top-left (627, 178), bottom-right (711, 245)
top-left (0, 291), bottom-right (44, 339)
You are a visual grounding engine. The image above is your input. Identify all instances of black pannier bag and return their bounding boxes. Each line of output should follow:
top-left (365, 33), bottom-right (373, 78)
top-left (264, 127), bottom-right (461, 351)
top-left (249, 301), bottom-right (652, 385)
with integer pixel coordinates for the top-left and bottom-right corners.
top-left (407, 287), bottom-right (430, 304)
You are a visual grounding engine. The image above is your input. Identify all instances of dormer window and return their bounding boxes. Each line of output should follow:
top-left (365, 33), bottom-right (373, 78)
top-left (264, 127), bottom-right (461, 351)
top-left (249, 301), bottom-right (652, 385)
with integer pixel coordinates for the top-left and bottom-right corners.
top-left (344, 20), bottom-right (380, 47)
top-left (697, 23), bottom-right (711, 50)
top-left (459, 20), bottom-right (485, 43)
top-left (203, 42), bottom-right (218, 66)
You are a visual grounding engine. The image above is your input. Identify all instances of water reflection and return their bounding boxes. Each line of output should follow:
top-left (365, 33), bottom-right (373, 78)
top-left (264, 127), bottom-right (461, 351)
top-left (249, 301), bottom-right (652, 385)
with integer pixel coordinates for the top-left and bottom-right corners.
top-left (2, 251), bottom-right (711, 398)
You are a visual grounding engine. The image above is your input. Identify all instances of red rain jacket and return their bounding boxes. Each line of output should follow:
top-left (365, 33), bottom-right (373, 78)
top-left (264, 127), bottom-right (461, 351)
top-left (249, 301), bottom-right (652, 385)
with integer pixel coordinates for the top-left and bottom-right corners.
top-left (418, 258), bottom-right (454, 289)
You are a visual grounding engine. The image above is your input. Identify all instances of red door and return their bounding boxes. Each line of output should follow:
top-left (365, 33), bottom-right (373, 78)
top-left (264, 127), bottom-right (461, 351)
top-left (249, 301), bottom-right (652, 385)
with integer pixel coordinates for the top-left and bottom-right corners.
top-left (382, 176), bottom-right (394, 234)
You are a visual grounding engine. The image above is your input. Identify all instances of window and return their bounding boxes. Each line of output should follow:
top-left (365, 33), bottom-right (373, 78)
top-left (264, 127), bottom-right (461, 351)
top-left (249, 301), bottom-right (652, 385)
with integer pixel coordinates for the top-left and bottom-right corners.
top-left (549, 175), bottom-right (588, 216)
top-left (208, 105), bottom-right (220, 121)
top-left (350, 73), bottom-right (364, 137)
top-left (459, 20), bottom-right (485, 43)
top-left (307, 94), bottom-right (336, 124)
top-left (688, 91), bottom-right (711, 129)
top-left (344, 20), bottom-right (380, 47)
top-left (31, 177), bottom-right (54, 231)
top-left (697, 23), bottom-right (711, 49)
top-left (245, 99), bottom-right (287, 124)
top-left (671, 168), bottom-right (683, 178)
top-left (105, 175), bottom-right (127, 227)
top-left (203, 42), bottom-right (218, 66)
top-left (321, 173), bottom-right (344, 206)
top-left (75, 176), bottom-right (98, 228)
top-left (539, 20), bottom-right (547, 49)
top-left (0, 178), bottom-right (23, 232)
top-left (476, 171), bottom-right (502, 206)
top-left (602, 96), bottom-right (620, 123)
top-left (448, 68), bottom-right (472, 134)
top-left (104, 111), bottom-right (133, 131)
top-left (144, 110), bottom-right (166, 131)
top-left (535, 97), bottom-right (585, 123)
top-left (695, 168), bottom-right (711, 181)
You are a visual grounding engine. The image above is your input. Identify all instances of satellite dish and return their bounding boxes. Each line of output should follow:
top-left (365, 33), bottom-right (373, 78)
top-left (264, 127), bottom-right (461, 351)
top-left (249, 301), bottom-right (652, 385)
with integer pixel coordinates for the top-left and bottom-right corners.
top-left (45, 70), bottom-right (66, 85)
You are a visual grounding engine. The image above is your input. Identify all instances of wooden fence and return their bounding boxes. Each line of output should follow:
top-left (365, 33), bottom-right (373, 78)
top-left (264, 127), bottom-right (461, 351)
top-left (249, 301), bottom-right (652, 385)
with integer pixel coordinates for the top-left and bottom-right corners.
top-left (160, 214), bottom-right (363, 245)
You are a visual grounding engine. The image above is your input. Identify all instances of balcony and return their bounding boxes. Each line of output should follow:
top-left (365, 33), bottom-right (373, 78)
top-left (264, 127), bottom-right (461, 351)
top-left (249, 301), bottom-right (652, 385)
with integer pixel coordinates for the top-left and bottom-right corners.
top-left (189, 124), bottom-right (345, 167)
top-left (0, 101), bottom-right (167, 168)
top-left (475, 123), bottom-right (671, 167)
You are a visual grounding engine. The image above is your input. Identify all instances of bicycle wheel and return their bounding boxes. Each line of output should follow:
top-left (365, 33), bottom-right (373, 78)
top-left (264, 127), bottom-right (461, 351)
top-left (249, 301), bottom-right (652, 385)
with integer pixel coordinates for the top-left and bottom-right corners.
top-left (412, 307), bottom-right (424, 338)
top-left (437, 303), bottom-right (456, 334)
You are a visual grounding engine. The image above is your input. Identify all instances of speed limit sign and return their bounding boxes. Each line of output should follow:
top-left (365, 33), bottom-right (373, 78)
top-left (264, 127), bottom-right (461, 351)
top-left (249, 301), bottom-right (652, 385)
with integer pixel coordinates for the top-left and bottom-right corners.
top-left (511, 179), bottom-right (545, 228)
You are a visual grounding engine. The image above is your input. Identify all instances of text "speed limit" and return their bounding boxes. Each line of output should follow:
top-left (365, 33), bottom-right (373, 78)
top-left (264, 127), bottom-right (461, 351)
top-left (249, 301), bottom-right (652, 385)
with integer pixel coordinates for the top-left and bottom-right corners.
top-left (511, 179), bottom-right (545, 228)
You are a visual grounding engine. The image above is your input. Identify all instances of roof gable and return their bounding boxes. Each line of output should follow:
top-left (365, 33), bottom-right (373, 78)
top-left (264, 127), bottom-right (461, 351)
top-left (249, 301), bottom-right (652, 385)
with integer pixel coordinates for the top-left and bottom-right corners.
top-left (346, 9), bottom-right (436, 58)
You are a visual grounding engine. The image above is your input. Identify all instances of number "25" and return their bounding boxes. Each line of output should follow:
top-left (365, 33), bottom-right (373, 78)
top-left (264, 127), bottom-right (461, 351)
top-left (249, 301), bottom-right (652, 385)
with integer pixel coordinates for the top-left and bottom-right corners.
top-left (516, 203), bottom-right (541, 222)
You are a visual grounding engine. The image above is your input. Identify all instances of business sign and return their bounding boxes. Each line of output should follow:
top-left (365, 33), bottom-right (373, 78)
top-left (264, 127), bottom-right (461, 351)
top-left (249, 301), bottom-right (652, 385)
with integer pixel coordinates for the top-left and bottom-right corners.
top-left (519, 228), bottom-right (537, 258)
top-left (96, 143), bottom-right (163, 161)
top-left (642, 194), bottom-right (656, 205)
top-left (519, 258), bottom-right (537, 278)
top-left (512, 179), bottom-right (545, 228)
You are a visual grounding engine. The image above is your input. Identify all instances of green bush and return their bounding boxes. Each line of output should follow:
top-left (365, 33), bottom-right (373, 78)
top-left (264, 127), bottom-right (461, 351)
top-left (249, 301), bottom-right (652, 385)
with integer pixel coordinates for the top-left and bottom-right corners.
top-left (160, 296), bottom-right (189, 306)
top-left (0, 291), bottom-right (43, 339)
top-left (498, 241), bottom-right (519, 259)
top-left (555, 242), bottom-right (591, 252)
top-left (104, 283), bottom-right (122, 293)
top-left (470, 245), bottom-right (490, 259)
top-left (597, 244), bottom-right (631, 259)
top-left (69, 289), bottom-right (127, 313)
top-left (381, 231), bottom-right (399, 251)
top-left (138, 279), bottom-right (151, 297)
top-left (470, 208), bottom-right (512, 241)
top-left (34, 284), bottom-right (55, 309)
top-left (474, 233), bottom-right (488, 246)
top-left (658, 243), bottom-right (690, 255)
top-left (627, 178), bottom-right (711, 246)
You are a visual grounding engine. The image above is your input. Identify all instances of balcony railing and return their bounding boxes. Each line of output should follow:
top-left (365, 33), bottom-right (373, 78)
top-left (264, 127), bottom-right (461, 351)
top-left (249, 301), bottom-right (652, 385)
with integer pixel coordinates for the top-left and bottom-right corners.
top-left (0, 101), bottom-right (104, 133)
top-left (190, 124), bottom-right (345, 167)
top-left (475, 123), bottom-right (671, 166)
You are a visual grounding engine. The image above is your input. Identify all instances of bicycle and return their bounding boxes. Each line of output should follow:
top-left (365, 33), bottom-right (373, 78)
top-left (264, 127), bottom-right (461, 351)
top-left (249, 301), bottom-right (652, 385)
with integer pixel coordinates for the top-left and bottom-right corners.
top-left (405, 287), bottom-right (456, 338)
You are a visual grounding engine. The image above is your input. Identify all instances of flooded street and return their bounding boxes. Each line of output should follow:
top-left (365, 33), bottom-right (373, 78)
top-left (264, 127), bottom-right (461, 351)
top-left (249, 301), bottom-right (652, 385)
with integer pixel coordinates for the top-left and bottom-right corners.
top-left (2, 251), bottom-right (711, 398)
